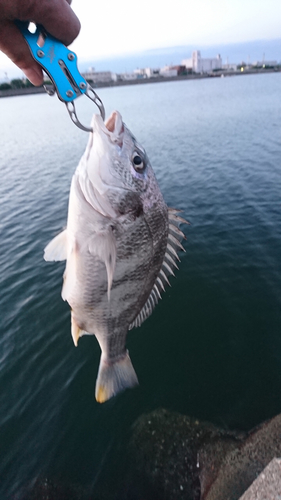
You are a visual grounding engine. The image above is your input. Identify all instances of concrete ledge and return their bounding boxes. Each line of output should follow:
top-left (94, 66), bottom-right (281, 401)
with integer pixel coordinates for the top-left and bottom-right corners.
top-left (239, 458), bottom-right (281, 500)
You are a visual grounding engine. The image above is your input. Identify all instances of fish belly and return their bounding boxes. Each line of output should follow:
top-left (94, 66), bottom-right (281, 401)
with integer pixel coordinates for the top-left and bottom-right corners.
top-left (66, 212), bottom-right (166, 402)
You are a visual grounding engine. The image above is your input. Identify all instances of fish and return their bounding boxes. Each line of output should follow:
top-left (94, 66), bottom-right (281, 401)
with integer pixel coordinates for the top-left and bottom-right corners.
top-left (44, 110), bottom-right (187, 403)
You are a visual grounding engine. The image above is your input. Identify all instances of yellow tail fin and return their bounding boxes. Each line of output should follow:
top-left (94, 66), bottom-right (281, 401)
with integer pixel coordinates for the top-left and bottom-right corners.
top-left (95, 351), bottom-right (138, 403)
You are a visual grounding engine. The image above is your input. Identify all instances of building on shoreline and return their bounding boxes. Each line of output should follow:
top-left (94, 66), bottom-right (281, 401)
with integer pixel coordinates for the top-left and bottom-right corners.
top-left (81, 67), bottom-right (117, 83)
top-left (222, 62), bottom-right (238, 71)
top-left (117, 72), bottom-right (138, 81)
top-left (132, 68), bottom-right (161, 78)
top-left (159, 66), bottom-right (178, 77)
top-left (182, 50), bottom-right (222, 73)
top-left (252, 59), bottom-right (277, 67)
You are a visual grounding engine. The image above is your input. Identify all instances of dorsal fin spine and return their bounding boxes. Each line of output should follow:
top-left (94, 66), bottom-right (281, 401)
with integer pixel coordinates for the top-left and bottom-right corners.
top-left (154, 284), bottom-right (162, 299)
top-left (160, 268), bottom-right (171, 286)
top-left (162, 261), bottom-right (175, 276)
top-left (151, 289), bottom-right (159, 304)
top-left (168, 233), bottom-right (185, 252)
top-left (168, 212), bottom-right (189, 225)
top-left (169, 223), bottom-right (186, 239)
top-left (165, 253), bottom-right (179, 269)
top-left (156, 276), bottom-right (165, 292)
top-left (167, 243), bottom-right (181, 261)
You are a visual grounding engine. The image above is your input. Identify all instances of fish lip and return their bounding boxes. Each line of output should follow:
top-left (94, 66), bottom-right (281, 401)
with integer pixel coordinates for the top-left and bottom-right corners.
top-left (92, 111), bottom-right (124, 147)
top-left (105, 111), bottom-right (124, 135)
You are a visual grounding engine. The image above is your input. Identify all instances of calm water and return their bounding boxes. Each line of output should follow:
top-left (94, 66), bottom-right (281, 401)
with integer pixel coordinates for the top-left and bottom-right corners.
top-left (1, 73), bottom-right (281, 498)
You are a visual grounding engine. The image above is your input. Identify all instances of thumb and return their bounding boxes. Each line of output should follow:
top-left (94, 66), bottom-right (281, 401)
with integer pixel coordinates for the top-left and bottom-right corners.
top-left (0, 20), bottom-right (43, 85)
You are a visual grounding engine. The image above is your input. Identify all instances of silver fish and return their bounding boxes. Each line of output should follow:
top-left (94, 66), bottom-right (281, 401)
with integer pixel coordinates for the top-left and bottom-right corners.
top-left (44, 111), bottom-right (186, 403)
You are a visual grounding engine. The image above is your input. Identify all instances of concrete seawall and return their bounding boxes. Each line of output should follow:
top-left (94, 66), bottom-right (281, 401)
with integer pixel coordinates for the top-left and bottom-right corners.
top-left (0, 86), bottom-right (46, 98)
top-left (0, 69), bottom-right (280, 99)
top-left (0, 74), bottom-right (208, 99)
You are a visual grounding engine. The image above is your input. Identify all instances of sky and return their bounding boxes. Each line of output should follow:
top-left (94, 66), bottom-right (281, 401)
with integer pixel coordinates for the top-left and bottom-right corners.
top-left (0, 0), bottom-right (281, 78)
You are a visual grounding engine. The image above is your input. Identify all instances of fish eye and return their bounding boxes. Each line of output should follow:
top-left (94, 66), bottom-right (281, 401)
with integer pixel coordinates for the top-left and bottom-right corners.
top-left (132, 151), bottom-right (146, 172)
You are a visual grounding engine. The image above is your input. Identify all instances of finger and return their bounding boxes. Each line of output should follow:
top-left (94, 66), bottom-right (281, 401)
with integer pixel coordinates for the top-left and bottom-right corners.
top-left (0, 20), bottom-right (43, 85)
top-left (25, 0), bottom-right (81, 47)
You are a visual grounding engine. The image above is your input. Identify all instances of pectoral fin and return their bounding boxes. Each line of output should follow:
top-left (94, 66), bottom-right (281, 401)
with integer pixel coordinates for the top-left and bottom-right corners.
top-left (89, 229), bottom-right (116, 300)
top-left (44, 229), bottom-right (67, 261)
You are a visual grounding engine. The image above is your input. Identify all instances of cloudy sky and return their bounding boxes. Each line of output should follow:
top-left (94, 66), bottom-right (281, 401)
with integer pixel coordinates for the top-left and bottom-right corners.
top-left (72, 0), bottom-right (281, 59)
top-left (0, 0), bottom-right (281, 76)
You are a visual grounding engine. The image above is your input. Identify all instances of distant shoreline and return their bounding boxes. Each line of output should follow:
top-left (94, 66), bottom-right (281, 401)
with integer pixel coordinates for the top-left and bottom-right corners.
top-left (0, 68), bottom-right (280, 99)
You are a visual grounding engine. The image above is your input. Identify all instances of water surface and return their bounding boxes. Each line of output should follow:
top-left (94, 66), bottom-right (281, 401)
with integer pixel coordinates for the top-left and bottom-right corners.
top-left (0, 73), bottom-right (281, 498)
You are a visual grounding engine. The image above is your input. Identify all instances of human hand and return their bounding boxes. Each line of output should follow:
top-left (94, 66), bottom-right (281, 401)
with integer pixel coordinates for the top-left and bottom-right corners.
top-left (0, 0), bottom-right (80, 85)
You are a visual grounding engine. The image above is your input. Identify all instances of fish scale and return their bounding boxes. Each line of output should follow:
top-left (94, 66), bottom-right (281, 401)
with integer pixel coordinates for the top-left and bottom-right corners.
top-left (44, 110), bottom-right (187, 403)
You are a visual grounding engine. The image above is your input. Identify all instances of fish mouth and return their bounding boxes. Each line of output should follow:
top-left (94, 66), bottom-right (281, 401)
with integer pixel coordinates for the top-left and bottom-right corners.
top-left (94, 111), bottom-right (125, 148)
top-left (79, 110), bottom-right (131, 216)
top-left (85, 111), bottom-right (125, 162)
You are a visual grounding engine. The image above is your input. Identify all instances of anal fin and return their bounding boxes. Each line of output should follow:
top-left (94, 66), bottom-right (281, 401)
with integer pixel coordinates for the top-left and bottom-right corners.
top-left (71, 313), bottom-right (82, 347)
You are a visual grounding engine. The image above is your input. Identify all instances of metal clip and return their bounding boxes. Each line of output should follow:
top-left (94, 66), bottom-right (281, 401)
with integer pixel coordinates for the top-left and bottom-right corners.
top-left (16, 21), bottom-right (105, 131)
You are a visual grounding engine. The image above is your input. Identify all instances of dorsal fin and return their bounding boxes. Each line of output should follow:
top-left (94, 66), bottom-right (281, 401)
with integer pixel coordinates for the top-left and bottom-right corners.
top-left (129, 208), bottom-right (188, 330)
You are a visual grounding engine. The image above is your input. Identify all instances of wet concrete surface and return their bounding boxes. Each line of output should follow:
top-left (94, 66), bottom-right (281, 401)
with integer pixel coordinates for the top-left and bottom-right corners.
top-left (240, 458), bottom-right (281, 499)
top-left (127, 409), bottom-right (281, 500)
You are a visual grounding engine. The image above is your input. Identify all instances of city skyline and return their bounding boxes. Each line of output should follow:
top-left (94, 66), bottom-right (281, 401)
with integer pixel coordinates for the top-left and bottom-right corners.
top-left (1, 37), bottom-right (281, 82)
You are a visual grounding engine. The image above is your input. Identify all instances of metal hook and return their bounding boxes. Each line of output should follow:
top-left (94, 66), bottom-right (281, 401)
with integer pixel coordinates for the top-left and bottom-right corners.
top-left (16, 20), bottom-right (106, 131)
top-left (65, 83), bottom-right (105, 132)
top-left (85, 84), bottom-right (105, 121)
top-left (66, 101), bottom-right (91, 132)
